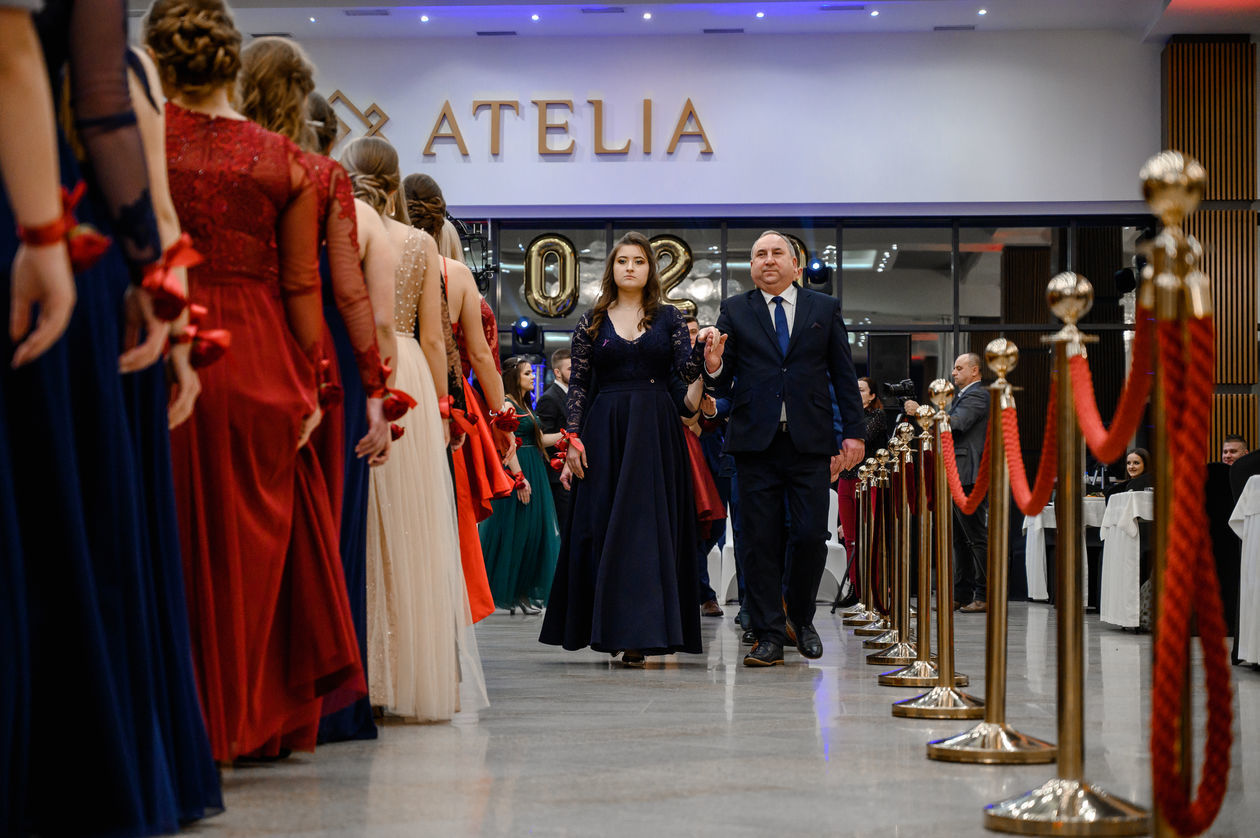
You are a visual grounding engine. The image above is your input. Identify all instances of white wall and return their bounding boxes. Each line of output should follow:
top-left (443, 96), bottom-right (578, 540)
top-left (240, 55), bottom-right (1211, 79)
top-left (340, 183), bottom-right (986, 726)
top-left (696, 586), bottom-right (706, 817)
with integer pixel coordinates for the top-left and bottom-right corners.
top-left (303, 29), bottom-right (1162, 217)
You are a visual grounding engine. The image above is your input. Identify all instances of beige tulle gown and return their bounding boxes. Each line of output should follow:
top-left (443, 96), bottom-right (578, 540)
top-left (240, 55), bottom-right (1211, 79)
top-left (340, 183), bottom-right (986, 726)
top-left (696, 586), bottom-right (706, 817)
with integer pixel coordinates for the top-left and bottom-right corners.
top-left (366, 229), bottom-right (487, 721)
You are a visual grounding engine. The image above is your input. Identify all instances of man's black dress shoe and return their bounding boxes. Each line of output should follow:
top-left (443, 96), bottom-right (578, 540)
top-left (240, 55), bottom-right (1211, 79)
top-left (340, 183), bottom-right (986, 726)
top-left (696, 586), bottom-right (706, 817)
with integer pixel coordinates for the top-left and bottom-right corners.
top-left (741, 629), bottom-right (756, 645)
top-left (794, 623), bottom-right (823, 659)
top-left (743, 640), bottom-right (784, 667)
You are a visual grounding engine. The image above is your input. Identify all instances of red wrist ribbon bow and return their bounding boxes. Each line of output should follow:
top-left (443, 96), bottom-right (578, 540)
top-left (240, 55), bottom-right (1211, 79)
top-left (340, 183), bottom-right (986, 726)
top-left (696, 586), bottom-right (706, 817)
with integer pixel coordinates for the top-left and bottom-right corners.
top-left (17, 182), bottom-right (112, 274)
top-left (171, 303), bottom-right (231, 368)
top-left (549, 429), bottom-right (585, 471)
top-left (141, 233), bottom-right (200, 321)
top-left (316, 359), bottom-right (343, 409)
top-left (490, 407), bottom-right (521, 433)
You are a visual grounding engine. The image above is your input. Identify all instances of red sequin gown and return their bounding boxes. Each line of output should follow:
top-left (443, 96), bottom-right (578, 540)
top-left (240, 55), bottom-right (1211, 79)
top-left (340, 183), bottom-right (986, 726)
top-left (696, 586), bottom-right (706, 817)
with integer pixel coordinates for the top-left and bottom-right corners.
top-left (165, 104), bottom-right (364, 761)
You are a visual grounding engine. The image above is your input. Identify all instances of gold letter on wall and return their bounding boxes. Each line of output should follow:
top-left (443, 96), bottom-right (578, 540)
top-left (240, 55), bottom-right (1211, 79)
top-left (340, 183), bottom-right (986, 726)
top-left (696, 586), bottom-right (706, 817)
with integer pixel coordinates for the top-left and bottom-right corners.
top-left (423, 100), bottom-right (469, 156)
top-left (667, 98), bottom-right (714, 154)
top-left (472, 100), bottom-right (520, 156)
top-left (650, 234), bottom-right (698, 316)
top-left (524, 234), bottom-right (579, 317)
top-left (588, 99), bottom-right (631, 154)
top-left (532, 99), bottom-right (576, 155)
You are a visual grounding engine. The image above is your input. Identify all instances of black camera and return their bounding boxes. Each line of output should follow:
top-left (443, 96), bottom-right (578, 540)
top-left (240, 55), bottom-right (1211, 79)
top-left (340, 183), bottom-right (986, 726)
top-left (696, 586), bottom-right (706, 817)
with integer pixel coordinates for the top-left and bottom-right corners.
top-left (884, 379), bottom-right (916, 400)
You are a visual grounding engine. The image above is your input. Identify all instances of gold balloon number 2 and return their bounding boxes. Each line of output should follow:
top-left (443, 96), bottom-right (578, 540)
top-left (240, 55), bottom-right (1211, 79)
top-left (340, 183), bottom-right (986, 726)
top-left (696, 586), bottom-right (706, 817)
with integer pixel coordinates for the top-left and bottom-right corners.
top-left (522, 233), bottom-right (699, 319)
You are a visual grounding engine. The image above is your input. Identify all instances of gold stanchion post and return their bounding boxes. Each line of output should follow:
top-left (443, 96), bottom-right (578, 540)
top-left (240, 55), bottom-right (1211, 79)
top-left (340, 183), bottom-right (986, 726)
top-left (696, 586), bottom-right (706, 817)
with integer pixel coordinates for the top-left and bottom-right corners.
top-left (927, 339), bottom-right (1057, 764)
top-left (983, 274), bottom-right (1149, 835)
top-left (880, 405), bottom-right (969, 688)
top-left (864, 436), bottom-right (905, 649)
top-left (869, 423), bottom-right (919, 665)
top-left (855, 449), bottom-right (895, 637)
top-left (845, 458), bottom-right (882, 627)
top-left (892, 380), bottom-right (984, 720)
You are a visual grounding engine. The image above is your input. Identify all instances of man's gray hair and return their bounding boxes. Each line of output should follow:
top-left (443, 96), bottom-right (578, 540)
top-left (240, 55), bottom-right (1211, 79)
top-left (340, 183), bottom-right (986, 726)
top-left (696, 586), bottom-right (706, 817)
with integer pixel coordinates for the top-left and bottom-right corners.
top-left (751, 230), bottom-right (796, 260)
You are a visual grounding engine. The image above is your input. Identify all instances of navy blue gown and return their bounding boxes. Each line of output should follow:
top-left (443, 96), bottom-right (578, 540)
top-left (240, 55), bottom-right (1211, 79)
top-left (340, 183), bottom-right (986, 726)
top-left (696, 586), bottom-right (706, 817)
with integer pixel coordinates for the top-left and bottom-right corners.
top-left (540, 305), bottom-right (705, 655)
top-left (0, 1), bottom-right (221, 832)
top-left (317, 252), bottom-right (379, 744)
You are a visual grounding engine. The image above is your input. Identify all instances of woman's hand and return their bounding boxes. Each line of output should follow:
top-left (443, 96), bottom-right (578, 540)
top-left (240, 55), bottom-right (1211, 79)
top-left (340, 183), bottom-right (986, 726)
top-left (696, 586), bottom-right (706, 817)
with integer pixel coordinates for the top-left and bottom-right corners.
top-left (516, 475), bottom-right (532, 505)
top-left (560, 462), bottom-right (574, 491)
top-left (9, 242), bottom-right (75, 368)
top-left (166, 342), bottom-right (200, 429)
top-left (297, 405), bottom-right (323, 450)
top-left (358, 397), bottom-right (391, 465)
top-left (119, 285), bottom-right (170, 373)
top-left (565, 438), bottom-right (587, 480)
top-left (699, 327), bottom-right (727, 374)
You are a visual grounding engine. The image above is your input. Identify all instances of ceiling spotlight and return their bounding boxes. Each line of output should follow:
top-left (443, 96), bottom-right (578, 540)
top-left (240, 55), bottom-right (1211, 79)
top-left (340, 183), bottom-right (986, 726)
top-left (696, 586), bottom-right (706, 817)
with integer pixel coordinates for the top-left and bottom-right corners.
top-left (308, 16), bottom-right (316, 22)
top-left (870, 9), bottom-right (879, 16)
top-left (531, 13), bottom-right (539, 21)
top-left (756, 11), bottom-right (765, 18)
top-left (643, 11), bottom-right (652, 19)
top-left (978, 8), bottom-right (987, 15)
top-left (421, 14), bottom-right (429, 22)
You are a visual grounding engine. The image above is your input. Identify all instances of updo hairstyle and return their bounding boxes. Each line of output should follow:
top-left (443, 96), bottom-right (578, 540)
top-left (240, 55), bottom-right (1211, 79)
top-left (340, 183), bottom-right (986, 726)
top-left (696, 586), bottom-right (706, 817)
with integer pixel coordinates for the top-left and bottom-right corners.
top-left (236, 37), bottom-right (316, 150)
top-left (143, 0), bottom-right (241, 101)
top-left (341, 137), bottom-right (409, 224)
top-left (307, 92), bottom-right (339, 155)
top-left (401, 174), bottom-right (446, 240)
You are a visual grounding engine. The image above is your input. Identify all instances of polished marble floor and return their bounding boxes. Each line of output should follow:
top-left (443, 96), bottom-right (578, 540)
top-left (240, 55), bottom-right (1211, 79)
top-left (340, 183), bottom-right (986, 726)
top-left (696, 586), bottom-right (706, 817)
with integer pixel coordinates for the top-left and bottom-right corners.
top-left (194, 602), bottom-right (1260, 837)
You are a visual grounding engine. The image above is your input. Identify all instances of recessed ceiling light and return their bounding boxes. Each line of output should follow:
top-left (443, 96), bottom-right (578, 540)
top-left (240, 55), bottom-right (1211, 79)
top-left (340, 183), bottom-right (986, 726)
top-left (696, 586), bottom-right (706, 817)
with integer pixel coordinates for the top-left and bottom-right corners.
top-left (421, 14), bottom-right (429, 22)
top-left (756, 10), bottom-right (765, 18)
top-left (978, 8), bottom-right (987, 15)
top-left (308, 16), bottom-right (315, 22)
top-left (643, 11), bottom-right (652, 19)
top-left (870, 9), bottom-right (879, 17)
top-left (531, 13), bottom-right (539, 21)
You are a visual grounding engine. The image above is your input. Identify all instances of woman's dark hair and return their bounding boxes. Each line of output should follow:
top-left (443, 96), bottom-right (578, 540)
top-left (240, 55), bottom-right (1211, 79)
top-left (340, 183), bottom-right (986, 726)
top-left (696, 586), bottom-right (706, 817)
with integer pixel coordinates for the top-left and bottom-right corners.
top-left (307, 92), bottom-right (338, 154)
top-left (501, 357), bottom-right (545, 449)
top-left (858, 377), bottom-right (883, 411)
top-left (402, 173), bottom-right (446, 240)
top-left (587, 231), bottom-right (662, 338)
top-left (1127, 448), bottom-right (1150, 475)
top-left (143, 0), bottom-right (241, 101)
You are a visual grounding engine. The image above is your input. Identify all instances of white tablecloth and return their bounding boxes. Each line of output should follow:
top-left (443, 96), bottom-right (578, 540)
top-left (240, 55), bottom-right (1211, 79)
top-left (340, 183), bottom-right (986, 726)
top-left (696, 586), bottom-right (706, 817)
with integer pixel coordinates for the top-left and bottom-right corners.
top-left (1229, 476), bottom-right (1260, 665)
top-left (1098, 491), bottom-right (1154, 628)
top-left (1023, 496), bottom-right (1105, 602)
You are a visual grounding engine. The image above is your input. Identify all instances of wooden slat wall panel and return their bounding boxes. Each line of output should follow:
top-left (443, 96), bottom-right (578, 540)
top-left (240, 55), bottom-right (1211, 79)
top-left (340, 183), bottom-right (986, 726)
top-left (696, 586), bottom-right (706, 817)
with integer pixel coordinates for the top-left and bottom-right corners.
top-left (1000, 246), bottom-right (1054, 476)
top-left (1183, 210), bottom-right (1258, 385)
top-left (1211, 394), bottom-right (1258, 456)
top-left (1162, 40), bottom-right (1257, 202)
top-left (1075, 227), bottom-right (1126, 422)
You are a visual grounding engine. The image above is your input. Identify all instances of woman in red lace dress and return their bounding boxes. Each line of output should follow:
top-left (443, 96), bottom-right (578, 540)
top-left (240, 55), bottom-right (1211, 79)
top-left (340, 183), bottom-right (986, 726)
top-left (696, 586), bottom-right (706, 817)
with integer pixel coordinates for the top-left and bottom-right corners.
top-left (146, 0), bottom-right (364, 761)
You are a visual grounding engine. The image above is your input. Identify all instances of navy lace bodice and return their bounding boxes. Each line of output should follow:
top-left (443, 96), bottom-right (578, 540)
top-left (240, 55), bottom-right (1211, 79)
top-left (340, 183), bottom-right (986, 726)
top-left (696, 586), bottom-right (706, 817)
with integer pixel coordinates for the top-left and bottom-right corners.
top-left (565, 304), bottom-right (704, 434)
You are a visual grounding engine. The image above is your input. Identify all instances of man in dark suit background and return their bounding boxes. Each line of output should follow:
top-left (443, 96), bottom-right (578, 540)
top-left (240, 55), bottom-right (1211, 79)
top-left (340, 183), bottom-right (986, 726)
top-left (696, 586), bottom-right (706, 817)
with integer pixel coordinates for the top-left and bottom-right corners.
top-left (699, 231), bottom-right (864, 667)
top-left (948, 353), bottom-right (989, 613)
top-left (535, 347), bottom-right (572, 532)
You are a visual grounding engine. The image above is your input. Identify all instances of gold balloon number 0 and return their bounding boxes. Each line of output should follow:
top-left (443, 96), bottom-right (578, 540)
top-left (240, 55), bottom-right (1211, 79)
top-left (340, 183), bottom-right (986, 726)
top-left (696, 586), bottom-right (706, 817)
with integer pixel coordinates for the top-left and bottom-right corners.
top-left (522, 233), bottom-right (700, 319)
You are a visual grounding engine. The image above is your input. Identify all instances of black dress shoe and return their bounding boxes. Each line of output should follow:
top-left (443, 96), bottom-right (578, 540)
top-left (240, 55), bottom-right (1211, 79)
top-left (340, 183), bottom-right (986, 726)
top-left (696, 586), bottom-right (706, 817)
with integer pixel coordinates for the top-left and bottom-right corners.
top-left (743, 640), bottom-right (784, 667)
top-left (794, 623), bottom-right (823, 659)
top-left (741, 629), bottom-right (756, 645)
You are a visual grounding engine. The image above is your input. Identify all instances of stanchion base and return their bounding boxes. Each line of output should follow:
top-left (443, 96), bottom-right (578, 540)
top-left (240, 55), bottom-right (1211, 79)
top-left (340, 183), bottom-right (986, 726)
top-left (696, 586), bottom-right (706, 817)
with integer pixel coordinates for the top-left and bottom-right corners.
top-left (983, 778), bottom-right (1149, 836)
top-left (867, 641), bottom-right (918, 665)
top-left (927, 721), bottom-right (1056, 765)
top-left (862, 629), bottom-right (899, 648)
top-left (878, 659), bottom-right (965, 688)
top-left (843, 608), bottom-right (879, 626)
top-left (853, 618), bottom-right (892, 636)
top-left (839, 601), bottom-right (868, 617)
top-left (892, 685), bottom-right (985, 719)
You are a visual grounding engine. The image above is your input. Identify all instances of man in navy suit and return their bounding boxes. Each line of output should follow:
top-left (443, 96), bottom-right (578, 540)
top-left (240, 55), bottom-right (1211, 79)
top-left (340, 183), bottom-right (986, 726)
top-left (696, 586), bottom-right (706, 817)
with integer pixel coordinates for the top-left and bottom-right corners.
top-left (948, 353), bottom-right (989, 612)
top-left (699, 231), bottom-right (864, 666)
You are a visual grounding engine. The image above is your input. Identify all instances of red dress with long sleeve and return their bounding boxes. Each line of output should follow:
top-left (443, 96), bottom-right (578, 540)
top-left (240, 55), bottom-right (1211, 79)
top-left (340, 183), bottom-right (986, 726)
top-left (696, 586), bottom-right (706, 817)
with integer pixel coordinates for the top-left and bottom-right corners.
top-left (165, 105), bottom-right (364, 761)
top-left (304, 153), bottom-right (385, 522)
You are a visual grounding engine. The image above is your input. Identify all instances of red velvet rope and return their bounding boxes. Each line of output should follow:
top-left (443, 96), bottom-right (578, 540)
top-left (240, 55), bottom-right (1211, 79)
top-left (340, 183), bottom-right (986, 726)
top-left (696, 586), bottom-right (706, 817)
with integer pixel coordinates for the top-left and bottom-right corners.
top-left (1068, 305), bottom-right (1154, 464)
top-left (1151, 315), bottom-right (1233, 836)
top-left (939, 429), bottom-right (990, 515)
top-left (1001, 383), bottom-right (1058, 517)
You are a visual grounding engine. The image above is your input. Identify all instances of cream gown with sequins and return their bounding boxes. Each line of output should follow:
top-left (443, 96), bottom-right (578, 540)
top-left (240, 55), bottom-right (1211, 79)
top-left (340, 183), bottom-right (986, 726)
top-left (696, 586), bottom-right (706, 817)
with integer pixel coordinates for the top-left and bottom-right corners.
top-left (365, 229), bottom-right (487, 721)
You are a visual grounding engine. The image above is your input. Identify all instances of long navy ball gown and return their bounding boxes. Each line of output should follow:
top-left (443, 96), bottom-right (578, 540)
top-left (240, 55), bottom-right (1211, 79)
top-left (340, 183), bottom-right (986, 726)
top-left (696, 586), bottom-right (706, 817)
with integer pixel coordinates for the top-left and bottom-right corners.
top-left (540, 304), bottom-right (705, 655)
top-left (0, 1), bottom-right (221, 832)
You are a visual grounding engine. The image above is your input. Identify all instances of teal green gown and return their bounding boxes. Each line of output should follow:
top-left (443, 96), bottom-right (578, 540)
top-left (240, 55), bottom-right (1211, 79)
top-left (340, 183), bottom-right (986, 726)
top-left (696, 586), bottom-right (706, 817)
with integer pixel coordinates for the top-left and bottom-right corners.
top-left (479, 408), bottom-right (562, 607)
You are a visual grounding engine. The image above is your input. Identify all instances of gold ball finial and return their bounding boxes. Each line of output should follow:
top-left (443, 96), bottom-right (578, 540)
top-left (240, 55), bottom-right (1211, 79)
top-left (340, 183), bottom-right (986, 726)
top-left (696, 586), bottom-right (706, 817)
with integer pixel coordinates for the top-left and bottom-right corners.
top-left (1046, 272), bottom-right (1094, 324)
top-left (876, 448), bottom-right (891, 465)
top-left (915, 404), bottom-right (935, 430)
top-left (896, 421), bottom-right (915, 444)
top-left (928, 378), bottom-right (954, 409)
top-left (1140, 150), bottom-right (1206, 225)
top-left (985, 338), bottom-right (1019, 379)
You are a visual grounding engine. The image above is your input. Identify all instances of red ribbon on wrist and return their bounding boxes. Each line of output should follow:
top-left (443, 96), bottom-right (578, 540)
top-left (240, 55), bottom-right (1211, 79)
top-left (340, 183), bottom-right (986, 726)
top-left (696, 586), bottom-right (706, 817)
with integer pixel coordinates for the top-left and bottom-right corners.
top-left (490, 406), bottom-right (521, 432)
top-left (18, 182), bottom-right (113, 274)
top-left (141, 233), bottom-right (200, 321)
top-left (549, 429), bottom-right (585, 471)
top-left (382, 387), bottom-right (417, 422)
top-left (511, 471), bottom-right (527, 492)
top-left (317, 358), bottom-right (343, 409)
top-left (171, 303), bottom-right (231, 368)
top-left (389, 423), bottom-right (405, 441)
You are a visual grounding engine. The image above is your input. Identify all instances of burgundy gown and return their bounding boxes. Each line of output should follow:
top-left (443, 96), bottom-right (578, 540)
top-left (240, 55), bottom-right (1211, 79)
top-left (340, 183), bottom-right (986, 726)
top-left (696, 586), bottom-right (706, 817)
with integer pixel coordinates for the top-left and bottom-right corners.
top-left (165, 104), bottom-right (364, 761)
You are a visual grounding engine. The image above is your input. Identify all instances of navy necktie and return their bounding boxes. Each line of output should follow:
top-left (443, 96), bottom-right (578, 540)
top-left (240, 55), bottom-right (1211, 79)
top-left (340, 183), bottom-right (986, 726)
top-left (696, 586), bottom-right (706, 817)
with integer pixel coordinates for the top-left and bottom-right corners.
top-left (771, 295), bottom-right (790, 357)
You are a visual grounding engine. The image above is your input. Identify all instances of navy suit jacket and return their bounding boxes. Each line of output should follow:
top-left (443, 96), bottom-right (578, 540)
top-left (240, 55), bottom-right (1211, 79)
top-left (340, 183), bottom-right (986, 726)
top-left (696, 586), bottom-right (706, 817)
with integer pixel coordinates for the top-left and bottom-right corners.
top-left (947, 381), bottom-right (989, 486)
top-left (706, 287), bottom-right (863, 456)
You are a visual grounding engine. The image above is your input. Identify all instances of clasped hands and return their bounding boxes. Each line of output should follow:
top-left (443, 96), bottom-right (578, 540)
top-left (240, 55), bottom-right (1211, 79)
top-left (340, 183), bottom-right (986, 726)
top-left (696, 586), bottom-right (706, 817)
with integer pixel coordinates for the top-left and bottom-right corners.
top-left (695, 326), bottom-right (727, 374)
